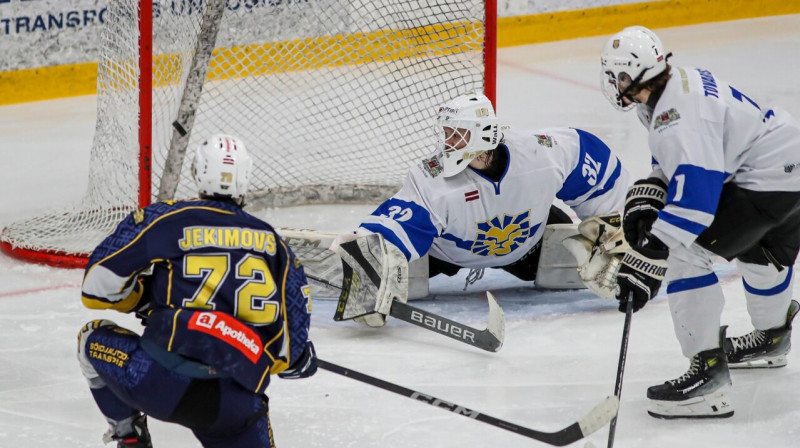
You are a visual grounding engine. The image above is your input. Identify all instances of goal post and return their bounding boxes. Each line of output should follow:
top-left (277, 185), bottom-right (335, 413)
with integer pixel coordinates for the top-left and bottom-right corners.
top-left (1, 0), bottom-right (497, 268)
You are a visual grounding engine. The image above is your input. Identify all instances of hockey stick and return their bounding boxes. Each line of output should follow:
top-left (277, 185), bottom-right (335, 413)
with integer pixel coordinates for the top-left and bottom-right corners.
top-left (606, 292), bottom-right (634, 448)
top-left (157, 0), bottom-right (227, 201)
top-left (389, 292), bottom-right (505, 352)
top-left (309, 271), bottom-right (504, 352)
top-left (318, 358), bottom-right (619, 446)
top-left (281, 229), bottom-right (504, 351)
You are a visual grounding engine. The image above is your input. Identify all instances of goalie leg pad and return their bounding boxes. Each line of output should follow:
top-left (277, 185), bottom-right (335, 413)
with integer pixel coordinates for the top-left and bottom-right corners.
top-left (354, 314), bottom-right (390, 328)
top-left (533, 224), bottom-right (585, 289)
top-left (408, 255), bottom-right (429, 300)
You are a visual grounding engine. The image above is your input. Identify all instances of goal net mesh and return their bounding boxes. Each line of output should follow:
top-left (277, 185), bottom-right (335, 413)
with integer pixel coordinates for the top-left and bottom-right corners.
top-left (1, 0), bottom-right (491, 266)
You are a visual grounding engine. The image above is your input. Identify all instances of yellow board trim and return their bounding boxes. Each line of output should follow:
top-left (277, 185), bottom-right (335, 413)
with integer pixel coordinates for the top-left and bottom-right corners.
top-left (0, 63), bottom-right (98, 104)
top-left (1, 0), bottom-right (798, 105)
top-left (498, 0), bottom-right (800, 47)
top-left (166, 22), bottom-right (482, 86)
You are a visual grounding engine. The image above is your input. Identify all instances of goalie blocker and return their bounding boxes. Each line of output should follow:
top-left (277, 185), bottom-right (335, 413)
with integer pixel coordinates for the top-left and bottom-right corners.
top-left (334, 233), bottom-right (409, 327)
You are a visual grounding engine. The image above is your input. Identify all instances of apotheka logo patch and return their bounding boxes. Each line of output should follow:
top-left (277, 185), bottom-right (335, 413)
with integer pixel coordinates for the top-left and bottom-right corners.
top-left (188, 311), bottom-right (263, 363)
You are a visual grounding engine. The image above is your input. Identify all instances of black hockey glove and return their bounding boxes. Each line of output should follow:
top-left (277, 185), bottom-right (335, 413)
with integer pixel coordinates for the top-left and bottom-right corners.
top-left (622, 178), bottom-right (667, 246)
top-left (616, 234), bottom-right (668, 313)
top-left (278, 341), bottom-right (318, 379)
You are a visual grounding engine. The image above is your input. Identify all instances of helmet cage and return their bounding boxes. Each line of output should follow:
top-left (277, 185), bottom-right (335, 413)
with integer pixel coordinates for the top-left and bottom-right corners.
top-left (601, 68), bottom-right (647, 111)
top-left (442, 126), bottom-right (472, 153)
top-left (433, 91), bottom-right (500, 177)
top-left (600, 26), bottom-right (668, 111)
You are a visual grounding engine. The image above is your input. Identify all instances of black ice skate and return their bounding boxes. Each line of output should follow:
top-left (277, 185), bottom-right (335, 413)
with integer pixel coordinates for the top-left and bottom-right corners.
top-left (725, 299), bottom-right (799, 369)
top-left (647, 347), bottom-right (733, 419)
top-left (103, 414), bottom-right (153, 448)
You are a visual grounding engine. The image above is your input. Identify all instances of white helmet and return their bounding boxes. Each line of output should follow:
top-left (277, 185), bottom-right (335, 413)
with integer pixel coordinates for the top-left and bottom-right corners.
top-left (434, 90), bottom-right (500, 177)
top-left (191, 134), bottom-right (253, 205)
top-left (600, 26), bottom-right (668, 111)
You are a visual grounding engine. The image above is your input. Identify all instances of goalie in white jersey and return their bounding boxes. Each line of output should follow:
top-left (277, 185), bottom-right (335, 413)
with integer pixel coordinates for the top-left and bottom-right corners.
top-left (332, 91), bottom-right (632, 325)
top-left (601, 26), bottom-right (800, 419)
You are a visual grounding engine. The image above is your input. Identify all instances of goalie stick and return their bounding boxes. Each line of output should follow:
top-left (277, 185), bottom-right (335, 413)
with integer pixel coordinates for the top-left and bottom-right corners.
top-left (318, 358), bottom-right (619, 446)
top-left (389, 293), bottom-right (504, 352)
top-left (276, 229), bottom-right (504, 351)
top-left (308, 272), bottom-right (505, 352)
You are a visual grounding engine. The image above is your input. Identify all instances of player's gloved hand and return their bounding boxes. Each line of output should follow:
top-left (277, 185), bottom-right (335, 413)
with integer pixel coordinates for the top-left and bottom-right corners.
top-left (622, 178), bottom-right (667, 245)
top-left (616, 234), bottom-right (668, 313)
top-left (278, 341), bottom-right (318, 379)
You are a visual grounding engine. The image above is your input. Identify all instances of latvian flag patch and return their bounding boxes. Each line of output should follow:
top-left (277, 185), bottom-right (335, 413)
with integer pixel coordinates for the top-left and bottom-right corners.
top-left (465, 190), bottom-right (479, 202)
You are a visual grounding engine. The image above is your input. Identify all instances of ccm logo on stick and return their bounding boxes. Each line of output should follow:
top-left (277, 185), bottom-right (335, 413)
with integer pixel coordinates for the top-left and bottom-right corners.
top-left (410, 392), bottom-right (480, 418)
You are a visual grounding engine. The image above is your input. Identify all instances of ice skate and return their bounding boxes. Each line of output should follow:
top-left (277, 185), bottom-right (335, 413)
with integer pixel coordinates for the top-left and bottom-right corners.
top-left (103, 414), bottom-right (152, 448)
top-left (647, 347), bottom-right (733, 419)
top-left (725, 299), bottom-right (799, 369)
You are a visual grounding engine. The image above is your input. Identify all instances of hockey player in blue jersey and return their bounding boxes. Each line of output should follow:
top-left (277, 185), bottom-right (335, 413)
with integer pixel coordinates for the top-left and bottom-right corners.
top-left (601, 26), bottom-right (800, 419)
top-left (77, 134), bottom-right (316, 447)
top-left (333, 91), bottom-right (632, 326)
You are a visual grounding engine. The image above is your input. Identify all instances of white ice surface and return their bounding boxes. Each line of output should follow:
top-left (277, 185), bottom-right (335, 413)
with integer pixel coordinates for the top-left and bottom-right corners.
top-left (2, 15), bottom-right (800, 448)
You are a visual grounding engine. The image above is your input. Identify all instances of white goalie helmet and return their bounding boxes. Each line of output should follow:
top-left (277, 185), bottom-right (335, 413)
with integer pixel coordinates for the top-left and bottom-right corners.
top-left (434, 90), bottom-right (500, 177)
top-left (600, 26), bottom-right (668, 111)
top-left (191, 134), bottom-right (253, 205)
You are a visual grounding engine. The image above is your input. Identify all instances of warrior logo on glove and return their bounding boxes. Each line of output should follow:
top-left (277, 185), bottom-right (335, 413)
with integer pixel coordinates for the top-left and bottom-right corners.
top-left (621, 250), bottom-right (667, 277)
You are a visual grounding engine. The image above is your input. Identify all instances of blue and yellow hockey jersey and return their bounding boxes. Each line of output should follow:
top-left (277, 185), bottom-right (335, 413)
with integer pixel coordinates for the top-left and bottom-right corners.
top-left (81, 199), bottom-right (311, 394)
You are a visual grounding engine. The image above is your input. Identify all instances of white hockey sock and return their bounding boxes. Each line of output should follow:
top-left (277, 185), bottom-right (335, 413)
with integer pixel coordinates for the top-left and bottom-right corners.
top-left (737, 261), bottom-right (794, 330)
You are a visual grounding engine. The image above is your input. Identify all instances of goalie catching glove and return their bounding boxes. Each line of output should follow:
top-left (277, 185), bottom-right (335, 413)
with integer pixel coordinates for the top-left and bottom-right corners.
top-left (332, 233), bottom-right (408, 327)
top-left (563, 213), bottom-right (628, 300)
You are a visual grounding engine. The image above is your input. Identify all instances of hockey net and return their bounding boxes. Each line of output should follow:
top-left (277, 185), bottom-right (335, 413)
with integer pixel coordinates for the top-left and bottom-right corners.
top-left (0, 0), bottom-right (496, 268)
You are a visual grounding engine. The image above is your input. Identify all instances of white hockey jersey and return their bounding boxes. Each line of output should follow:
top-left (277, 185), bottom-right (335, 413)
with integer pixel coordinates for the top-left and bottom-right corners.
top-left (357, 128), bottom-right (630, 268)
top-left (640, 66), bottom-right (800, 250)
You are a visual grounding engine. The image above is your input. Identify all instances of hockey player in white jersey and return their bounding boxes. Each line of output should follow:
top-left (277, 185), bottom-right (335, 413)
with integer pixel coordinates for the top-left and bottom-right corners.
top-left (333, 90), bottom-right (632, 325)
top-left (601, 26), bottom-right (800, 419)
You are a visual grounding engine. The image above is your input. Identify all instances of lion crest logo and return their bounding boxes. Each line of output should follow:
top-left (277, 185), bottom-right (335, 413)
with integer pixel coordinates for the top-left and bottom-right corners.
top-left (472, 211), bottom-right (532, 256)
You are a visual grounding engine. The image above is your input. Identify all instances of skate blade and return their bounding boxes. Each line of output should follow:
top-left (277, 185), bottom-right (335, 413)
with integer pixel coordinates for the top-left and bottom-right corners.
top-left (729, 354), bottom-right (787, 369)
top-left (648, 387), bottom-right (734, 419)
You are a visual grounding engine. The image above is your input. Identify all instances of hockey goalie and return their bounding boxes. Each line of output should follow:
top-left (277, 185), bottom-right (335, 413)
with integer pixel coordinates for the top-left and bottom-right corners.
top-left (329, 90), bottom-right (633, 326)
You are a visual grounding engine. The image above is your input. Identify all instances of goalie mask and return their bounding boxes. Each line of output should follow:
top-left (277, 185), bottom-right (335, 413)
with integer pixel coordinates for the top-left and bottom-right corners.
top-left (600, 26), bottom-right (669, 111)
top-left (192, 134), bottom-right (253, 205)
top-left (434, 91), bottom-right (500, 177)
